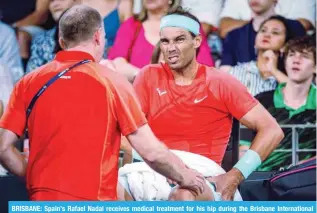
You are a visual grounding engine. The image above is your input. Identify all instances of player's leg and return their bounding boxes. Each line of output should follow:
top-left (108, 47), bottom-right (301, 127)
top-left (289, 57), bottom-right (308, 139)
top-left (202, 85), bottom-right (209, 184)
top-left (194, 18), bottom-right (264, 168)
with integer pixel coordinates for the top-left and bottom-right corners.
top-left (168, 180), bottom-right (218, 201)
top-left (117, 181), bottom-right (134, 201)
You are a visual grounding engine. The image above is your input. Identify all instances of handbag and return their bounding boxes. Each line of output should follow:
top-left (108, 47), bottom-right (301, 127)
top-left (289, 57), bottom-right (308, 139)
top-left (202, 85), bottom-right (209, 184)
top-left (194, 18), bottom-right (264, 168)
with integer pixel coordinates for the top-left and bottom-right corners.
top-left (268, 158), bottom-right (316, 201)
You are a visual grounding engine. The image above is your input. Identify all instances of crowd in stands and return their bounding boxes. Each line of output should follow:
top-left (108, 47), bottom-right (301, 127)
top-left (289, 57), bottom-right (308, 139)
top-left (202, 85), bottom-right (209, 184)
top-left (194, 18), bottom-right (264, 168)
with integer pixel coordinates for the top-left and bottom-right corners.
top-left (0, 0), bottom-right (316, 173)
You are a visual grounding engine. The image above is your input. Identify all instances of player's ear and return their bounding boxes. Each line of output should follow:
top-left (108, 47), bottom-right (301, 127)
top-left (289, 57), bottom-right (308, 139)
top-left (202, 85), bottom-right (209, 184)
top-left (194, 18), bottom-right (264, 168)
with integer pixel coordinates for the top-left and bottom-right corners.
top-left (193, 34), bottom-right (202, 49)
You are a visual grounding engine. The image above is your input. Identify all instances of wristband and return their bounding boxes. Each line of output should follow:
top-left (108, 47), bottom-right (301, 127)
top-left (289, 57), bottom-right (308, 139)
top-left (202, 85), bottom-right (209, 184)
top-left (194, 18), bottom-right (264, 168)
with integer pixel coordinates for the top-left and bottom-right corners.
top-left (233, 149), bottom-right (261, 179)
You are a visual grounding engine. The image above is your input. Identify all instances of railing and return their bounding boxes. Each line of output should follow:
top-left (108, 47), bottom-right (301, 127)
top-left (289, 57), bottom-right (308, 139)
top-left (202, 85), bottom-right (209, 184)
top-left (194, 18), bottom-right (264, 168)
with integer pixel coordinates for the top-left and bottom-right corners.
top-left (240, 124), bottom-right (316, 166)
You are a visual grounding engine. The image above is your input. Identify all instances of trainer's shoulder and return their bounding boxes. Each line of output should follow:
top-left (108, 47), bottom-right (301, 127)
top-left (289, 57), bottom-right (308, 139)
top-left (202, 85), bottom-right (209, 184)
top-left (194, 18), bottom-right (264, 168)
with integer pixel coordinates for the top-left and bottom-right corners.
top-left (21, 61), bottom-right (57, 85)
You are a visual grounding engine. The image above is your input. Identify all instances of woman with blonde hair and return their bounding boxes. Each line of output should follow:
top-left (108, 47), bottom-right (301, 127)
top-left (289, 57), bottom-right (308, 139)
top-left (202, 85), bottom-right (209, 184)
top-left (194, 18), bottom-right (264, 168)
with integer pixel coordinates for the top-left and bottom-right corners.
top-left (107, 0), bottom-right (214, 82)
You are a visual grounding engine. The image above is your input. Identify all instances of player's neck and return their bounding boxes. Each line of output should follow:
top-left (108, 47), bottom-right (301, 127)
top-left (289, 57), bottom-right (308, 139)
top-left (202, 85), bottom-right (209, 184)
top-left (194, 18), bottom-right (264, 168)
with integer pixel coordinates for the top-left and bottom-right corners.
top-left (172, 60), bottom-right (199, 86)
top-left (283, 80), bottom-right (312, 109)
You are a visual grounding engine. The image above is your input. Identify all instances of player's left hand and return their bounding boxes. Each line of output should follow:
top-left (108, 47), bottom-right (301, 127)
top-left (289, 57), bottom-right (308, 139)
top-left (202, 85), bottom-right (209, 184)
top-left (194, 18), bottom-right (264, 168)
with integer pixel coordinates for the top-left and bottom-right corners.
top-left (206, 168), bottom-right (244, 201)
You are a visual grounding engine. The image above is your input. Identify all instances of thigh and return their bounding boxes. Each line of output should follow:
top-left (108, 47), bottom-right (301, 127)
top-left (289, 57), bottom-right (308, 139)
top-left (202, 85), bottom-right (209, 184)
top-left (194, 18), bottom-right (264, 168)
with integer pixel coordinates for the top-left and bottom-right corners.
top-left (117, 179), bottom-right (134, 201)
top-left (168, 180), bottom-right (215, 201)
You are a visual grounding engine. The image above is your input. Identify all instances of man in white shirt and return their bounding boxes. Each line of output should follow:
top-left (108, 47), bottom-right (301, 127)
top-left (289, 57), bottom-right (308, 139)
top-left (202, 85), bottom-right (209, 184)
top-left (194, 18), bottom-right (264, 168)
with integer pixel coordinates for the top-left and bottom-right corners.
top-left (182, 0), bottom-right (224, 35)
top-left (219, 0), bottom-right (315, 38)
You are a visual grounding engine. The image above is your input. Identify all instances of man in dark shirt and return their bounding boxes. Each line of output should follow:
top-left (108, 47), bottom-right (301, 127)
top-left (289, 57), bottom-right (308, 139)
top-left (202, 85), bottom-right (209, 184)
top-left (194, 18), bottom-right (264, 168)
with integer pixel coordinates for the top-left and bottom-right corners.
top-left (220, 0), bottom-right (306, 72)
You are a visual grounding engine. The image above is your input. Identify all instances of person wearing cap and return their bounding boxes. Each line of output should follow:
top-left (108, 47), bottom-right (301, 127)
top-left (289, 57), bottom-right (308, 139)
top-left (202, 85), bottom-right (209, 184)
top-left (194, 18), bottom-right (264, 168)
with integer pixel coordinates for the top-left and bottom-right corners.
top-left (121, 7), bottom-right (284, 201)
top-left (0, 4), bottom-right (205, 201)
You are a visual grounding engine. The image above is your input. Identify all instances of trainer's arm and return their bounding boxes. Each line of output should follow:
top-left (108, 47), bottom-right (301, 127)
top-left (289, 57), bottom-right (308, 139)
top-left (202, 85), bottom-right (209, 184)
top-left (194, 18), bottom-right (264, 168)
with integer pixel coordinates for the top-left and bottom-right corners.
top-left (112, 57), bottom-right (140, 83)
top-left (126, 124), bottom-right (187, 184)
top-left (0, 128), bottom-right (27, 177)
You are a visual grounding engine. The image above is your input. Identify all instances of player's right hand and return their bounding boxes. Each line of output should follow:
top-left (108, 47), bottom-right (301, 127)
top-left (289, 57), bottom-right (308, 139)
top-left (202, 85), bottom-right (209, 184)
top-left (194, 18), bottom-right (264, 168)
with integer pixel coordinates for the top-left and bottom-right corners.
top-left (178, 168), bottom-right (205, 196)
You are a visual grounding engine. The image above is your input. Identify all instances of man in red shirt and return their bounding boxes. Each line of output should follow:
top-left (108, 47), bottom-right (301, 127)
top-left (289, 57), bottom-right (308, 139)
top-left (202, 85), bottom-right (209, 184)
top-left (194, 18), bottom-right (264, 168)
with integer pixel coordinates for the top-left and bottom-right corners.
top-left (0, 5), bottom-right (205, 201)
top-left (125, 8), bottom-right (284, 201)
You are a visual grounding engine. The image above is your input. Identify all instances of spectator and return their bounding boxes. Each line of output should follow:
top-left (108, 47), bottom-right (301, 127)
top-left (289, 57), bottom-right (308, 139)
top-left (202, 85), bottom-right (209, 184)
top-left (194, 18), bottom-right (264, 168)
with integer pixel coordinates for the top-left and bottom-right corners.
top-left (107, 1), bottom-right (214, 82)
top-left (81, 0), bottom-right (133, 56)
top-left (0, 0), bottom-right (51, 65)
top-left (220, 0), bottom-right (306, 72)
top-left (240, 35), bottom-right (316, 171)
top-left (228, 16), bottom-right (292, 96)
top-left (219, 0), bottom-right (315, 38)
top-left (181, 0), bottom-right (224, 36)
top-left (0, 21), bottom-right (24, 83)
top-left (150, 42), bottom-right (164, 64)
top-left (26, 0), bottom-right (79, 73)
top-left (0, 63), bottom-right (14, 114)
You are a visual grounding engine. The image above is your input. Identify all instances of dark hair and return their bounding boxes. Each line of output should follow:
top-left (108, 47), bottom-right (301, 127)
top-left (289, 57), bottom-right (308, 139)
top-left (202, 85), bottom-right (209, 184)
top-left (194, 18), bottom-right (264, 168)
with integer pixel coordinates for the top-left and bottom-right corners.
top-left (285, 35), bottom-right (316, 64)
top-left (151, 42), bottom-right (161, 64)
top-left (164, 6), bottom-right (201, 55)
top-left (54, 9), bottom-right (71, 53)
top-left (135, 0), bottom-right (181, 22)
top-left (166, 6), bottom-right (201, 38)
top-left (58, 5), bottom-right (102, 48)
top-left (258, 15), bottom-right (296, 72)
top-left (259, 15), bottom-right (294, 44)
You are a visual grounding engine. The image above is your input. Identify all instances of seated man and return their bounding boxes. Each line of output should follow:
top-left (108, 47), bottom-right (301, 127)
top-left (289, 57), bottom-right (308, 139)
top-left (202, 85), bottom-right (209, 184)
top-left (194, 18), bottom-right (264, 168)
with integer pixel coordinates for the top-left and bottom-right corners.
top-left (0, 0), bottom-right (51, 64)
top-left (219, 0), bottom-right (315, 38)
top-left (119, 7), bottom-right (284, 201)
top-left (26, 0), bottom-right (79, 73)
top-left (219, 0), bottom-right (306, 72)
top-left (240, 35), bottom-right (316, 171)
top-left (0, 22), bottom-right (24, 83)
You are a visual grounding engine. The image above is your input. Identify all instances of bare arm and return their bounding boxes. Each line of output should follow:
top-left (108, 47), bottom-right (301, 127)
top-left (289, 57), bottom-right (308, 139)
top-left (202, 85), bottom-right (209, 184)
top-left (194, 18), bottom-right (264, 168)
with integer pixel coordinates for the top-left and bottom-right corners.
top-left (14, 0), bottom-right (50, 27)
top-left (271, 68), bottom-right (288, 83)
top-left (126, 124), bottom-right (186, 182)
top-left (240, 103), bottom-right (284, 162)
top-left (0, 128), bottom-right (27, 177)
top-left (112, 58), bottom-right (140, 83)
top-left (207, 103), bottom-right (284, 200)
top-left (297, 18), bottom-right (314, 31)
top-left (219, 17), bottom-right (249, 39)
top-left (126, 124), bottom-right (205, 192)
top-left (229, 104), bottom-right (284, 182)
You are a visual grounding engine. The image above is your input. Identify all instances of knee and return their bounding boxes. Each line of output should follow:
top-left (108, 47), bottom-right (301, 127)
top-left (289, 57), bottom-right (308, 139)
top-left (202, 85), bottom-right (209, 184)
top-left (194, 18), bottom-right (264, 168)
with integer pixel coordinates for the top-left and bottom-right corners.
top-left (168, 187), bottom-right (195, 201)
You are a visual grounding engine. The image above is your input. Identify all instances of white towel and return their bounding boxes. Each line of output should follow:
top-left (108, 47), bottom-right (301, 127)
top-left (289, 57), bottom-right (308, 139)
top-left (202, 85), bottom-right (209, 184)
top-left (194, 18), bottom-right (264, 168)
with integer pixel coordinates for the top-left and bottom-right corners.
top-left (118, 150), bottom-right (243, 201)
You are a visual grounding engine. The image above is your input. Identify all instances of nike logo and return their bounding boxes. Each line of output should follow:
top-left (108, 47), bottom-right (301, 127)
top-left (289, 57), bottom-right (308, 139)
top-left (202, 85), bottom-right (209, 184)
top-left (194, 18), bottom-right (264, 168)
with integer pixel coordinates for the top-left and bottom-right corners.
top-left (157, 88), bottom-right (167, 96)
top-left (194, 95), bottom-right (207, 104)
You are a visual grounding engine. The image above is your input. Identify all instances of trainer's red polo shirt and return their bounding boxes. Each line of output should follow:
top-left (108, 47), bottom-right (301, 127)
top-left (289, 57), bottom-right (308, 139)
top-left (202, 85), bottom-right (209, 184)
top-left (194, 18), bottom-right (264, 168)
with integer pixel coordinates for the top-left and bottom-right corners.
top-left (133, 63), bottom-right (258, 165)
top-left (0, 51), bottom-right (147, 200)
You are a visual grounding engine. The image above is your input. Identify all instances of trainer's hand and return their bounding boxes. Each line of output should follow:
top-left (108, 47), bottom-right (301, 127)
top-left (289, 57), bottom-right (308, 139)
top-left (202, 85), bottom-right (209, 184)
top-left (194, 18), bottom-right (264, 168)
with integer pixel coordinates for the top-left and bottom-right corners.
top-left (206, 168), bottom-right (244, 200)
top-left (178, 168), bottom-right (205, 196)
